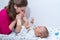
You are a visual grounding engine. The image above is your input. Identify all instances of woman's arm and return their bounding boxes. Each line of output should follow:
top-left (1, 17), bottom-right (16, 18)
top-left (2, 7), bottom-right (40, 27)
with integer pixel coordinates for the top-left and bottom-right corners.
top-left (9, 20), bottom-right (16, 31)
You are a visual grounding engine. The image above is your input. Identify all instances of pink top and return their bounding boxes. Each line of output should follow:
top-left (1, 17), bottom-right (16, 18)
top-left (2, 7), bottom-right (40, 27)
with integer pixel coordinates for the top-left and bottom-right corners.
top-left (0, 8), bottom-right (12, 35)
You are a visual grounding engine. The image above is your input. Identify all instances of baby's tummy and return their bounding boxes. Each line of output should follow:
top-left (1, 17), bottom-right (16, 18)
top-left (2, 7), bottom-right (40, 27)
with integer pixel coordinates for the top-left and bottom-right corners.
top-left (17, 26), bottom-right (28, 36)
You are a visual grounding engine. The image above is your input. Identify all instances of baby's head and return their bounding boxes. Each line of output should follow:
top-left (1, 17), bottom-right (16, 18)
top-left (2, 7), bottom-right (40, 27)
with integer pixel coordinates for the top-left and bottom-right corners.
top-left (34, 26), bottom-right (49, 38)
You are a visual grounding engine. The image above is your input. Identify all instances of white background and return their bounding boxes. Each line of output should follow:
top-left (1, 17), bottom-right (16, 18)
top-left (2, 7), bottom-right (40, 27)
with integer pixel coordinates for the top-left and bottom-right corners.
top-left (28, 0), bottom-right (60, 27)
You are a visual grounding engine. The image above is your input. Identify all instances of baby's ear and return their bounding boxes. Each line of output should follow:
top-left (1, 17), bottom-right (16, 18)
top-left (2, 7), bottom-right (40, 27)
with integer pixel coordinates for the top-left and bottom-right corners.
top-left (39, 32), bottom-right (46, 38)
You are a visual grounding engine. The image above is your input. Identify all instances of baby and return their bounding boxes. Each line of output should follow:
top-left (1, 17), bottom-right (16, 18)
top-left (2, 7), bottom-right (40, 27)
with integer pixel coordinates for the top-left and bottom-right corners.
top-left (33, 26), bottom-right (49, 38)
top-left (17, 16), bottom-right (49, 38)
top-left (16, 17), bottom-right (34, 36)
top-left (25, 26), bottom-right (49, 39)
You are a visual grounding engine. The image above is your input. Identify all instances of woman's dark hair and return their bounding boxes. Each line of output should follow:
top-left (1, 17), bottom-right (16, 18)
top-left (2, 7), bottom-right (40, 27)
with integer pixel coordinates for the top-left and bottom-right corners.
top-left (6, 0), bottom-right (28, 20)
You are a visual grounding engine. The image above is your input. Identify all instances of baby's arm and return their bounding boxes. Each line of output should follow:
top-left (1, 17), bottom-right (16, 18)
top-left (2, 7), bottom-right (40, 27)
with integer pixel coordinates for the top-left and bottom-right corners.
top-left (30, 18), bottom-right (34, 24)
top-left (27, 18), bottom-right (34, 31)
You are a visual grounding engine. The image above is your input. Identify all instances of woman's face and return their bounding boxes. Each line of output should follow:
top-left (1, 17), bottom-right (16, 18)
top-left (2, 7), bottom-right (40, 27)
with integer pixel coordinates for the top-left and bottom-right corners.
top-left (14, 5), bottom-right (26, 15)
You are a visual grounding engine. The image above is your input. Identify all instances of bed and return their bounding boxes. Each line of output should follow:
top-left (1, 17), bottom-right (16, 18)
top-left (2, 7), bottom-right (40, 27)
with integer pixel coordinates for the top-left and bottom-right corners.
top-left (0, 25), bottom-right (60, 40)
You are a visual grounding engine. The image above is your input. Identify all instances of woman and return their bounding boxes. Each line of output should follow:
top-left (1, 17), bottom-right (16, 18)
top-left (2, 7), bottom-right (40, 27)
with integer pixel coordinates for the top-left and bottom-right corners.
top-left (0, 0), bottom-right (28, 35)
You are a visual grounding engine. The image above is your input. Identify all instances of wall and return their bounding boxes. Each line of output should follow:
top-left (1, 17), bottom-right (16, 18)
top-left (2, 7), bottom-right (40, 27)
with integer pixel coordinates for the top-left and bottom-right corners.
top-left (28, 0), bottom-right (60, 27)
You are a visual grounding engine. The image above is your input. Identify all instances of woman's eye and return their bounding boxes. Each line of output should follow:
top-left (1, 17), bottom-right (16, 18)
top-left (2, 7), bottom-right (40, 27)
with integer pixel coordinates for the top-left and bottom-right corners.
top-left (21, 10), bottom-right (23, 11)
top-left (22, 10), bottom-right (25, 13)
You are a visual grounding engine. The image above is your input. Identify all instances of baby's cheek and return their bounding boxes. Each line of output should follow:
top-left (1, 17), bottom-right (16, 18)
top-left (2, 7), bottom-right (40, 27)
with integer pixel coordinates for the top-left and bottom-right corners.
top-left (38, 33), bottom-right (42, 37)
top-left (35, 32), bottom-right (39, 37)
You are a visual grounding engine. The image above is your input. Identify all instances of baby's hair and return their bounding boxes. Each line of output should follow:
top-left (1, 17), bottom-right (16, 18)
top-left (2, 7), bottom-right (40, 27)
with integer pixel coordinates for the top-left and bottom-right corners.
top-left (41, 26), bottom-right (49, 38)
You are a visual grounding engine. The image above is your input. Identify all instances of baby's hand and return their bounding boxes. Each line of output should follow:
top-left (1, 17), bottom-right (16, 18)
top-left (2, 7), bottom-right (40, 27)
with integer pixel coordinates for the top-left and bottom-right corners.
top-left (30, 18), bottom-right (34, 24)
top-left (26, 23), bottom-right (30, 29)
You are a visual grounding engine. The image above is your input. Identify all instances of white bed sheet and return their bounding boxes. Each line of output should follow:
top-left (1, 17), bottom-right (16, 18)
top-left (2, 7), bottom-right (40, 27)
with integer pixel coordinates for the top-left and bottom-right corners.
top-left (0, 26), bottom-right (60, 40)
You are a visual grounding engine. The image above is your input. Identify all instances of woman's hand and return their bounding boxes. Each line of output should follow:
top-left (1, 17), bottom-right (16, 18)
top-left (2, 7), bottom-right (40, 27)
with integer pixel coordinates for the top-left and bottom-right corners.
top-left (16, 14), bottom-right (22, 20)
top-left (9, 19), bottom-right (16, 31)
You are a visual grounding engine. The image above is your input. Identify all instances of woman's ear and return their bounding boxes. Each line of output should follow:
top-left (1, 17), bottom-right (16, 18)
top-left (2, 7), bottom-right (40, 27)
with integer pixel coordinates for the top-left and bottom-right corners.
top-left (14, 5), bottom-right (17, 9)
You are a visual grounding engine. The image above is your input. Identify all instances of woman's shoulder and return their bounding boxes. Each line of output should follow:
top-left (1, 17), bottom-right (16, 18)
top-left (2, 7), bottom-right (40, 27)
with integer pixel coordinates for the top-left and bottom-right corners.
top-left (0, 8), bottom-right (7, 14)
top-left (0, 8), bottom-right (8, 17)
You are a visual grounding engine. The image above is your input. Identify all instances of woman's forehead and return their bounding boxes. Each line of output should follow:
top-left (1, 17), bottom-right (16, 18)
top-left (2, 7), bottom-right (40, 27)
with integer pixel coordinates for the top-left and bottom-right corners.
top-left (20, 7), bottom-right (26, 9)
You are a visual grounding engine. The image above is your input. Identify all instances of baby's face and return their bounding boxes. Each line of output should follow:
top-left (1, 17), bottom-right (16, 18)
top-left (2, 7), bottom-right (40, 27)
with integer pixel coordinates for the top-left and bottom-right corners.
top-left (34, 26), bottom-right (41, 37)
top-left (34, 26), bottom-right (47, 38)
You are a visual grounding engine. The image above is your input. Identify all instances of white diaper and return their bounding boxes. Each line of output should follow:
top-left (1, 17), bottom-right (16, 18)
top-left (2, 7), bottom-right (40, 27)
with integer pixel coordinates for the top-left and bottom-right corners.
top-left (17, 26), bottom-right (28, 37)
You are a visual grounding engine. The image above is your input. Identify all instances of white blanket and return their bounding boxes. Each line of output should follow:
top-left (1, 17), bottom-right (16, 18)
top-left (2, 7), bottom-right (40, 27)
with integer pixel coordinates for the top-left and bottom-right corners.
top-left (0, 26), bottom-right (60, 40)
